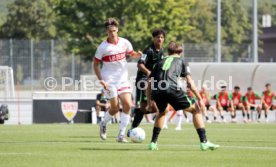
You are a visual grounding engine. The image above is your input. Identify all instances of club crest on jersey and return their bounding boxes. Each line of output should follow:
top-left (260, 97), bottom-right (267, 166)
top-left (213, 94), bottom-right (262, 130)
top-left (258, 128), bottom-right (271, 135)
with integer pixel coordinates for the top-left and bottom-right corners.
top-left (61, 102), bottom-right (78, 122)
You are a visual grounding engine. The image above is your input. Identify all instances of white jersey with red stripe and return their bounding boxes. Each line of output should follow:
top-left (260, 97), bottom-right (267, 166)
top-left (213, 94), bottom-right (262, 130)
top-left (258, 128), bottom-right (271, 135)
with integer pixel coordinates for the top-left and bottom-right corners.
top-left (94, 37), bottom-right (133, 85)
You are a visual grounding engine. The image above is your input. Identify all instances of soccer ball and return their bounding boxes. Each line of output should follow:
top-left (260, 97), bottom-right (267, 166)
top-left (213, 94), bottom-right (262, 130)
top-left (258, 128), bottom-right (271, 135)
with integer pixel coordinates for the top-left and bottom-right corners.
top-left (129, 127), bottom-right (146, 143)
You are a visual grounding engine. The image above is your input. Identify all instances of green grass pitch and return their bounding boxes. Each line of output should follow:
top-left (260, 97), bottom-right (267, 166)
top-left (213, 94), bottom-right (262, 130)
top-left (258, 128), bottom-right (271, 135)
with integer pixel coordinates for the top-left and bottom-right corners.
top-left (0, 123), bottom-right (276, 167)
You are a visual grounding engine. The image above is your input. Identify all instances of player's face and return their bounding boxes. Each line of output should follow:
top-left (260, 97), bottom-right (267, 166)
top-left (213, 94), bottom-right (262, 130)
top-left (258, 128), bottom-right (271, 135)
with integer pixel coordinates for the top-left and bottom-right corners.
top-left (106, 26), bottom-right (118, 40)
top-left (266, 85), bottom-right (271, 91)
top-left (153, 34), bottom-right (164, 47)
top-left (234, 89), bottom-right (239, 93)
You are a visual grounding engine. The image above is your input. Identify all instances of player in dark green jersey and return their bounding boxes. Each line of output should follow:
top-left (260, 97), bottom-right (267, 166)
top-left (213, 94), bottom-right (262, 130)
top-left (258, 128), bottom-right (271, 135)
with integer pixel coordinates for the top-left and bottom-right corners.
top-left (128, 29), bottom-right (166, 136)
top-left (147, 41), bottom-right (219, 151)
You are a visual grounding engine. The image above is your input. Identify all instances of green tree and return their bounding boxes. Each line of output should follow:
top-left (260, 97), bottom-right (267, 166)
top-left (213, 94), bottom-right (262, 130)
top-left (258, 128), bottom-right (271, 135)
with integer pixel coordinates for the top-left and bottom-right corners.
top-left (220, 0), bottom-right (251, 62)
top-left (0, 0), bottom-right (57, 40)
top-left (53, 0), bottom-right (195, 59)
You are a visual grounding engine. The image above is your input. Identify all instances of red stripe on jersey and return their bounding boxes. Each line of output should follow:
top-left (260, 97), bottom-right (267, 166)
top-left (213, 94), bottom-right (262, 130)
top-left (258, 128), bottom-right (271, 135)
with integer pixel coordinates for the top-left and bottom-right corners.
top-left (94, 57), bottom-right (102, 63)
top-left (102, 52), bottom-right (126, 62)
top-left (117, 86), bottom-right (131, 92)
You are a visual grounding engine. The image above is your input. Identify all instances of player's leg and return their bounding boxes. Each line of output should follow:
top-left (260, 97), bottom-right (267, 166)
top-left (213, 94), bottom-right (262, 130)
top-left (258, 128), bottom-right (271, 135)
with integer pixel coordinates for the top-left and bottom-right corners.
top-left (209, 105), bottom-right (218, 122)
top-left (265, 106), bottom-right (270, 123)
top-left (245, 104), bottom-right (251, 122)
top-left (117, 92), bottom-right (132, 142)
top-left (230, 105), bottom-right (236, 123)
top-left (99, 95), bottom-right (119, 140)
top-left (168, 109), bottom-right (177, 123)
top-left (148, 100), bottom-right (168, 150)
top-left (217, 106), bottom-right (225, 122)
top-left (175, 110), bottom-right (183, 130)
top-left (203, 105), bottom-right (211, 123)
top-left (95, 105), bottom-right (101, 123)
top-left (185, 104), bottom-right (220, 151)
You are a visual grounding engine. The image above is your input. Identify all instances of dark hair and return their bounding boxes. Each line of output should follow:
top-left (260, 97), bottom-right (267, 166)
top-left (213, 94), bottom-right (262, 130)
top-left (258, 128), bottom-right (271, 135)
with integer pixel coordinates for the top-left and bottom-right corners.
top-left (265, 83), bottom-right (271, 87)
top-left (168, 41), bottom-right (183, 55)
top-left (104, 18), bottom-right (119, 28)
top-left (234, 86), bottom-right (240, 90)
top-left (152, 28), bottom-right (166, 38)
top-left (221, 85), bottom-right (227, 89)
top-left (247, 87), bottom-right (252, 91)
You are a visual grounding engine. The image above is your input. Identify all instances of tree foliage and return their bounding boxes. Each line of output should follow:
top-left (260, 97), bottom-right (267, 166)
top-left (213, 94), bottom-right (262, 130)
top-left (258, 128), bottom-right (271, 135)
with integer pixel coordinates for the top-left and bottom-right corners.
top-left (0, 0), bottom-right (57, 40)
top-left (53, 0), bottom-right (195, 59)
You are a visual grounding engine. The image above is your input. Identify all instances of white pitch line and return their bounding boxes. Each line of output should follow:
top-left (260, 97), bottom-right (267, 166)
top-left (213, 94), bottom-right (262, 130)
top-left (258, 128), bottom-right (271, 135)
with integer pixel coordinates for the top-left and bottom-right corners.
top-left (0, 140), bottom-right (275, 151)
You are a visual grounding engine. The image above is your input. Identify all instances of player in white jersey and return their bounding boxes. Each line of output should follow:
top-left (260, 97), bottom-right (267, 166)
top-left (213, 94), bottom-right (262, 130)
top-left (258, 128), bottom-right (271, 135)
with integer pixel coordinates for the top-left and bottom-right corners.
top-left (93, 18), bottom-right (141, 142)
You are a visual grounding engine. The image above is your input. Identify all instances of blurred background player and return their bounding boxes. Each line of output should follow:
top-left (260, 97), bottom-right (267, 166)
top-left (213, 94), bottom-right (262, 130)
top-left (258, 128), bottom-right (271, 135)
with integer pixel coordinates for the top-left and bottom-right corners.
top-left (242, 87), bottom-right (261, 122)
top-left (93, 18), bottom-right (141, 142)
top-left (147, 41), bottom-right (219, 151)
top-left (174, 87), bottom-right (194, 131)
top-left (128, 28), bottom-right (166, 133)
top-left (200, 85), bottom-right (217, 123)
top-left (215, 86), bottom-right (233, 123)
top-left (95, 90), bottom-right (111, 123)
top-left (260, 83), bottom-right (276, 122)
top-left (231, 86), bottom-right (245, 123)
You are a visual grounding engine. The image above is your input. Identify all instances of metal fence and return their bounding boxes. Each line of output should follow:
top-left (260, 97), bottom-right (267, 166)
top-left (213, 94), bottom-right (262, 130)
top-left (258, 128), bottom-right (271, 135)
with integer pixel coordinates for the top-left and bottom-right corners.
top-left (0, 39), bottom-right (275, 97)
top-left (0, 40), bottom-right (92, 92)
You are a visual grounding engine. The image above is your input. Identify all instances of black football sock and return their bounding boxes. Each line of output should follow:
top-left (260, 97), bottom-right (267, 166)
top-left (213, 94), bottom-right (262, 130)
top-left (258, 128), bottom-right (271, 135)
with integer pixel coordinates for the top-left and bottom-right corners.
top-left (196, 128), bottom-right (207, 143)
top-left (258, 113), bottom-right (261, 119)
top-left (151, 127), bottom-right (161, 143)
top-left (242, 112), bottom-right (245, 118)
top-left (247, 113), bottom-right (250, 119)
top-left (221, 115), bottom-right (224, 119)
top-left (205, 116), bottom-right (209, 121)
top-left (265, 113), bottom-right (268, 119)
top-left (231, 115), bottom-right (235, 119)
top-left (214, 116), bottom-right (217, 120)
top-left (131, 108), bottom-right (144, 129)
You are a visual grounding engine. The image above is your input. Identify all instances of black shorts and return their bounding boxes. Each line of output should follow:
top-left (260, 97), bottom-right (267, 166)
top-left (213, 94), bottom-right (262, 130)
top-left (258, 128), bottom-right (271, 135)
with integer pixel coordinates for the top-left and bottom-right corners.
top-left (136, 79), bottom-right (147, 104)
top-left (205, 105), bottom-right (210, 110)
top-left (152, 89), bottom-right (195, 113)
top-left (220, 106), bottom-right (231, 111)
top-left (250, 106), bottom-right (256, 111)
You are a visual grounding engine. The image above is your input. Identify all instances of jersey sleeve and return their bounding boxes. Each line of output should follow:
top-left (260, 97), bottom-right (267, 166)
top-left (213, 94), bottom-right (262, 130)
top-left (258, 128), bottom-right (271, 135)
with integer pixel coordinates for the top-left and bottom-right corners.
top-left (242, 96), bottom-right (248, 102)
top-left (124, 39), bottom-right (134, 54)
top-left (228, 93), bottom-right (233, 100)
top-left (180, 61), bottom-right (191, 77)
top-left (254, 93), bottom-right (260, 99)
top-left (138, 48), bottom-right (151, 64)
top-left (94, 45), bottom-right (103, 62)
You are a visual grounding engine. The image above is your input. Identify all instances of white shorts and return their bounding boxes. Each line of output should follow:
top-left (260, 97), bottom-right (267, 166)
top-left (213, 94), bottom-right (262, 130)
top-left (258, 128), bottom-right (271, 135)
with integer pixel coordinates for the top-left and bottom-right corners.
top-left (103, 81), bottom-right (132, 99)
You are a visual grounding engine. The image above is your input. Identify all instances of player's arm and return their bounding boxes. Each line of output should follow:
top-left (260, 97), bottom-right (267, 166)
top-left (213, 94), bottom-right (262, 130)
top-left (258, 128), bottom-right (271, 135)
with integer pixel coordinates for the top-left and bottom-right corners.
top-left (146, 77), bottom-right (152, 112)
top-left (215, 93), bottom-right (222, 108)
top-left (261, 92), bottom-right (268, 107)
top-left (129, 51), bottom-right (142, 58)
top-left (229, 93), bottom-right (234, 110)
top-left (96, 100), bottom-right (106, 108)
top-left (93, 59), bottom-right (108, 90)
top-left (137, 51), bottom-right (151, 76)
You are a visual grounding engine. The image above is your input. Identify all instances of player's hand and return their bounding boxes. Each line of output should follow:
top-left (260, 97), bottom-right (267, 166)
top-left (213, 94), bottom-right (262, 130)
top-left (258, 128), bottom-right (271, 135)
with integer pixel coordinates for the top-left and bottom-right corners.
top-left (100, 80), bottom-right (109, 90)
top-left (146, 103), bottom-right (152, 113)
top-left (137, 50), bottom-right (143, 57)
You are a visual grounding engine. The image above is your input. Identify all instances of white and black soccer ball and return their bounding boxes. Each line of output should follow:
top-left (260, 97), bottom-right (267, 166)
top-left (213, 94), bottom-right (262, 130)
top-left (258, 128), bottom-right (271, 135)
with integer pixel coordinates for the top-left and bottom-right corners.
top-left (129, 127), bottom-right (146, 143)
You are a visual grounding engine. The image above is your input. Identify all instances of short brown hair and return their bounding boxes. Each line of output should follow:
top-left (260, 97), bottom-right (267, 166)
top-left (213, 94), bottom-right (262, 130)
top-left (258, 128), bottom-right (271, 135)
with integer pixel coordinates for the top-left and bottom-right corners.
top-left (168, 41), bottom-right (183, 55)
top-left (104, 18), bottom-right (119, 28)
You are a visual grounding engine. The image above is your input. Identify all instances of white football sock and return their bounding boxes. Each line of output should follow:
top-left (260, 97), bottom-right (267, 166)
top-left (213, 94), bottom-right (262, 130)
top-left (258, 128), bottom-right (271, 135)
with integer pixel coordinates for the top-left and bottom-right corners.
top-left (176, 110), bottom-right (183, 128)
top-left (102, 111), bottom-right (113, 126)
top-left (119, 112), bottom-right (130, 136)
